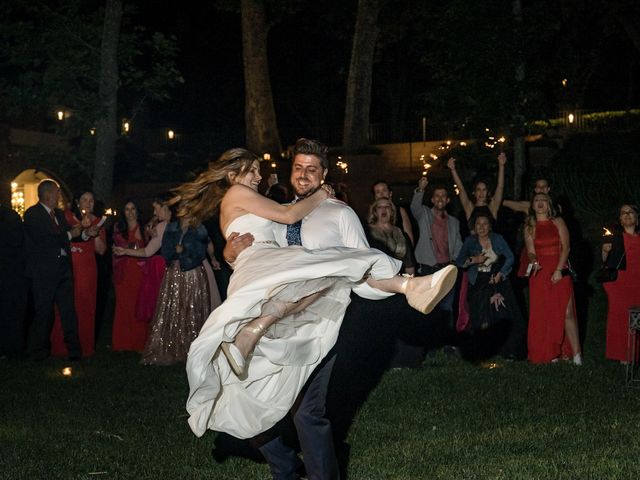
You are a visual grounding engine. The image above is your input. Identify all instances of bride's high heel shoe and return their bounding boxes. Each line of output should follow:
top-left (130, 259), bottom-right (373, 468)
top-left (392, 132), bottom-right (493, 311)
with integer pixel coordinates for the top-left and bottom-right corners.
top-left (220, 323), bottom-right (267, 377)
top-left (404, 265), bottom-right (458, 315)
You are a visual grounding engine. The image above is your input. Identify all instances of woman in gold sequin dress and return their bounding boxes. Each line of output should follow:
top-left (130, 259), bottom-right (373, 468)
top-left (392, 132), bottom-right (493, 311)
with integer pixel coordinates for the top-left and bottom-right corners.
top-left (140, 214), bottom-right (220, 365)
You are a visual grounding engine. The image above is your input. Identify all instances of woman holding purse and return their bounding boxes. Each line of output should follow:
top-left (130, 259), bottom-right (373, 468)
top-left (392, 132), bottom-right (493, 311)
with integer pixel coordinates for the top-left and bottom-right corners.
top-left (525, 193), bottom-right (581, 365)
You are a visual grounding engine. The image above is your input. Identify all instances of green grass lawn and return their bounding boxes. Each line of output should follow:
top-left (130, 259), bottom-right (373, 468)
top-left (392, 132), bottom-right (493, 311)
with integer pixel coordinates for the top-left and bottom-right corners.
top-left (2, 289), bottom-right (640, 479)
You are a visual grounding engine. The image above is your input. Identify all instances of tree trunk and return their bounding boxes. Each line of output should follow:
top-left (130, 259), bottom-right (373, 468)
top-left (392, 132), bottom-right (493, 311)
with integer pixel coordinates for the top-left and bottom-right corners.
top-left (93, 0), bottom-right (122, 203)
top-left (343, 0), bottom-right (383, 153)
top-left (241, 0), bottom-right (281, 157)
top-left (616, 12), bottom-right (640, 55)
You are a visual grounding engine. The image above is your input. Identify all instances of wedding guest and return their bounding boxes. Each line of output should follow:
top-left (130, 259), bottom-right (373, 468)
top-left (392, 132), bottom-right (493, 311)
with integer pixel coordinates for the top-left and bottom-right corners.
top-left (601, 204), bottom-right (640, 363)
top-left (0, 203), bottom-right (27, 358)
top-left (24, 180), bottom-right (84, 360)
top-left (111, 200), bottom-right (147, 352)
top-left (372, 180), bottom-right (414, 245)
top-left (456, 213), bottom-right (526, 359)
top-left (447, 153), bottom-right (506, 227)
top-left (503, 177), bottom-right (552, 214)
top-left (503, 177), bottom-right (554, 277)
top-left (113, 196), bottom-right (171, 329)
top-left (411, 177), bottom-right (463, 353)
top-left (50, 190), bottom-right (106, 357)
top-left (367, 196), bottom-right (421, 368)
top-left (525, 193), bottom-right (581, 365)
top-left (367, 198), bottom-right (415, 275)
top-left (140, 206), bottom-right (220, 365)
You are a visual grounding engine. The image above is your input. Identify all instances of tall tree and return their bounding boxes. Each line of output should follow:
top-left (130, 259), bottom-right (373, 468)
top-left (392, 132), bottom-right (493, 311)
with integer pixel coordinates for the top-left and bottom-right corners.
top-left (93, 0), bottom-right (122, 202)
top-left (241, 0), bottom-right (282, 156)
top-left (342, 0), bottom-right (383, 152)
top-left (0, 0), bottom-right (181, 196)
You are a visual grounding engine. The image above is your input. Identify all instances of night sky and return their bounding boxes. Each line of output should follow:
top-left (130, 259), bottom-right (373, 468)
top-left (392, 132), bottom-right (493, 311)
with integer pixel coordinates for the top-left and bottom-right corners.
top-left (138, 1), bottom-right (353, 147)
top-left (135, 0), bottom-right (639, 149)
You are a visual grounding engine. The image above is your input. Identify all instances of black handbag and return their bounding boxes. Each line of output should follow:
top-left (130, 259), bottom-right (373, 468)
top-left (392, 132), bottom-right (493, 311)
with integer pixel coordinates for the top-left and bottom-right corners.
top-left (595, 251), bottom-right (625, 284)
top-left (560, 260), bottom-right (578, 283)
top-left (561, 267), bottom-right (578, 283)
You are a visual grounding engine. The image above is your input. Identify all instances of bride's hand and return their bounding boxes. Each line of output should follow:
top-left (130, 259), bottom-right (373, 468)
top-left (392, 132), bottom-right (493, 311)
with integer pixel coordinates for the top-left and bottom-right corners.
top-left (320, 183), bottom-right (334, 198)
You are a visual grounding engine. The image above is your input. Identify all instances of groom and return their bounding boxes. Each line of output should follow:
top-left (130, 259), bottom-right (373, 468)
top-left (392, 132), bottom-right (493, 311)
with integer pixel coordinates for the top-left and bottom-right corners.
top-left (224, 138), bottom-right (394, 479)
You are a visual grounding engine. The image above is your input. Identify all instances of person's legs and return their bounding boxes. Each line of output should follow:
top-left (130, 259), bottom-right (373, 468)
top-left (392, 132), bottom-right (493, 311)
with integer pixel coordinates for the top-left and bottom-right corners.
top-left (230, 291), bottom-right (325, 359)
top-left (256, 354), bottom-right (338, 480)
top-left (366, 265), bottom-right (458, 315)
top-left (564, 296), bottom-right (581, 363)
top-left (55, 261), bottom-right (82, 358)
top-left (258, 435), bottom-right (302, 480)
top-left (28, 274), bottom-right (57, 359)
top-left (293, 354), bottom-right (339, 480)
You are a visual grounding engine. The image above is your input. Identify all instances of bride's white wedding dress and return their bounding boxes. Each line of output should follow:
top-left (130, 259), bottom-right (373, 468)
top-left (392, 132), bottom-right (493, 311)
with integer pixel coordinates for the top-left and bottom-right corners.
top-left (186, 213), bottom-right (400, 439)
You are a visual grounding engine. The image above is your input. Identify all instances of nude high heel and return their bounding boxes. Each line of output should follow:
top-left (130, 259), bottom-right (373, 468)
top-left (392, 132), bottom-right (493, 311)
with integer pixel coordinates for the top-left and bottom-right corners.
top-left (403, 265), bottom-right (458, 315)
top-left (220, 323), bottom-right (267, 377)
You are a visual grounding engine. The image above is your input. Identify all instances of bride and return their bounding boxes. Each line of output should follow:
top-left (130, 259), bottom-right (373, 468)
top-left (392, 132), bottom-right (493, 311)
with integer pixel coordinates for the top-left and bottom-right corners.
top-left (183, 148), bottom-right (457, 439)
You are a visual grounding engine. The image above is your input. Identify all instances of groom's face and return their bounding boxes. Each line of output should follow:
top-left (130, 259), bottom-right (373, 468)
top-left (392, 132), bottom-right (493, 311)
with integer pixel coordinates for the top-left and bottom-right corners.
top-left (291, 154), bottom-right (327, 198)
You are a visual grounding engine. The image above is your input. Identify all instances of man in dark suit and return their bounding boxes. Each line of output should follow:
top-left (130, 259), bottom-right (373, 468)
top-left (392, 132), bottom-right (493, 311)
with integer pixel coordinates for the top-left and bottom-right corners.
top-left (23, 180), bottom-right (90, 360)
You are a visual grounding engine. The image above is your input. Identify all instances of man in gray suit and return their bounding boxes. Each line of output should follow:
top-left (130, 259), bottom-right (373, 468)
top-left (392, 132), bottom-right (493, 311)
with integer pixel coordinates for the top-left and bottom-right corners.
top-left (411, 177), bottom-right (462, 343)
top-left (411, 177), bottom-right (462, 274)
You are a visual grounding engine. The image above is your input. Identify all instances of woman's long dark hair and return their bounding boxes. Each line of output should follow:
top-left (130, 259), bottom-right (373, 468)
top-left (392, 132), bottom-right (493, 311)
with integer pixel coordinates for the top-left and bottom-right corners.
top-left (115, 198), bottom-right (142, 242)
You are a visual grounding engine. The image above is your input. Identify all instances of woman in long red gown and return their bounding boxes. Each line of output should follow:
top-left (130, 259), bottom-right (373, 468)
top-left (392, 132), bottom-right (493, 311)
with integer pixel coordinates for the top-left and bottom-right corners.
top-left (111, 200), bottom-right (148, 352)
top-left (602, 204), bottom-right (640, 363)
top-left (113, 197), bottom-right (172, 327)
top-left (525, 193), bottom-right (581, 365)
top-left (51, 191), bottom-right (107, 357)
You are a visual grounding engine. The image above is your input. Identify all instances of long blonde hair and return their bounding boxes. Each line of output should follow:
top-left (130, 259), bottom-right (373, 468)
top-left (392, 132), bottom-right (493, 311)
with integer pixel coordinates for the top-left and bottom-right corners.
top-left (367, 198), bottom-right (397, 226)
top-left (168, 148), bottom-right (260, 226)
top-left (525, 192), bottom-right (557, 238)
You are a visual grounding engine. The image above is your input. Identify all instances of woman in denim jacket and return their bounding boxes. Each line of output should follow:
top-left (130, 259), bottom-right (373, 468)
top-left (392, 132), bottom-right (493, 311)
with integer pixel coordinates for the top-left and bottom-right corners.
top-left (456, 213), bottom-right (525, 359)
top-left (141, 216), bottom-right (220, 365)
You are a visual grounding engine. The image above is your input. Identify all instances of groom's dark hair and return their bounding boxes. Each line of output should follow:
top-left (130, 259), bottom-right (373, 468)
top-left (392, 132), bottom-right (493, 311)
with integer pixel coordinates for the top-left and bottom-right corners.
top-left (293, 138), bottom-right (328, 170)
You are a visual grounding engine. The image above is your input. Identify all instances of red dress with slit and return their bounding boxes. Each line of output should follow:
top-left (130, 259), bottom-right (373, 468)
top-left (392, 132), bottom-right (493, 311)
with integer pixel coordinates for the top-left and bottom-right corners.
top-left (604, 233), bottom-right (640, 361)
top-left (527, 220), bottom-right (574, 363)
top-left (111, 224), bottom-right (148, 352)
top-left (51, 212), bottom-right (105, 357)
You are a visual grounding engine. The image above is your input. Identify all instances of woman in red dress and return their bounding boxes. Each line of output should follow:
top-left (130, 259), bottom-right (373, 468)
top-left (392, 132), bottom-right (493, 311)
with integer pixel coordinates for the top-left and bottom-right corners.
top-left (602, 204), bottom-right (640, 363)
top-left (525, 193), bottom-right (582, 365)
top-left (111, 200), bottom-right (148, 352)
top-left (50, 191), bottom-right (107, 357)
top-left (113, 197), bottom-right (172, 326)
